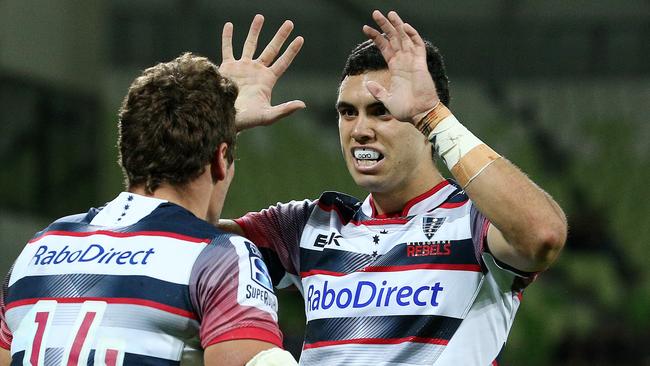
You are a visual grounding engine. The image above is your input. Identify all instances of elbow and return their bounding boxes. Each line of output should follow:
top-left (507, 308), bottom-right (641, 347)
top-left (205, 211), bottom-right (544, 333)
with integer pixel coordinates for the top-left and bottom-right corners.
top-left (527, 219), bottom-right (567, 271)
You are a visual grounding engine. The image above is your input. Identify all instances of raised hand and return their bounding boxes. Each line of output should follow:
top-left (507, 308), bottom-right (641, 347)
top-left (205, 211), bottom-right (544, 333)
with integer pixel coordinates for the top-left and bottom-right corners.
top-left (220, 14), bottom-right (305, 131)
top-left (362, 10), bottom-right (439, 124)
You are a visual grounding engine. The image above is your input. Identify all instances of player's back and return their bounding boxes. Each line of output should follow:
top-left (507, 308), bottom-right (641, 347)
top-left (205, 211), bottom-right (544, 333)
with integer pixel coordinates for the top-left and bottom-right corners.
top-left (1, 193), bottom-right (230, 365)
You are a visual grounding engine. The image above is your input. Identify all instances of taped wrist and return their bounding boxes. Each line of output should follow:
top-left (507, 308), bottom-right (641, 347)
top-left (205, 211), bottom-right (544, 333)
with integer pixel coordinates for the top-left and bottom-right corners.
top-left (415, 101), bottom-right (450, 136)
top-left (426, 112), bottom-right (502, 188)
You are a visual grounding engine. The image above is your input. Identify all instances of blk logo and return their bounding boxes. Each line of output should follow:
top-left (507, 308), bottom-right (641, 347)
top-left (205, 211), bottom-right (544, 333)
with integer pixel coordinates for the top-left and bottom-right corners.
top-left (314, 232), bottom-right (342, 248)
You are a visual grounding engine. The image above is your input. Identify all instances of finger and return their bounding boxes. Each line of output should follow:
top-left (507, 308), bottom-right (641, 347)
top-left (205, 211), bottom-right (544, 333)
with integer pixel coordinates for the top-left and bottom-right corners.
top-left (269, 36), bottom-right (304, 76)
top-left (242, 14), bottom-right (264, 59)
top-left (221, 22), bottom-right (235, 61)
top-left (371, 10), bottom-right (401, 50)
top-left (264, 100), bottom-right (307, 124)
top-left (257, 20), bottom-right (294, 66)
top-left (362, 25), bottom-right (394, 60)
top-left (403, 23), bottom-right (425, 48)
top-left (366, 80), bottom-right (390, 103)
top-left (387, 11), bottom-right (413, 49)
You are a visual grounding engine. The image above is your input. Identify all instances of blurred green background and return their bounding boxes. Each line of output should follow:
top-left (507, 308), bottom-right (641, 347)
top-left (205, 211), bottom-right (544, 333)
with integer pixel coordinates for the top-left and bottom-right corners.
top-left (0, 0), bottom-right (649, 364)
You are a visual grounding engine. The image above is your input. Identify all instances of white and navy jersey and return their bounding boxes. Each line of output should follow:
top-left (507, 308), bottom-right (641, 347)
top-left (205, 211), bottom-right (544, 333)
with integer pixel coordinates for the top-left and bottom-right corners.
top-left (0, 192), bottom-right (281, 366)
top-left (235, 180), bottom-right (534, 366)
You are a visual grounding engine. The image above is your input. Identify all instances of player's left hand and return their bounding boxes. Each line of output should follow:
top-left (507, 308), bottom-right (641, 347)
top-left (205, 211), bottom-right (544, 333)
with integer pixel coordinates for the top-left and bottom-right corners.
top-left (362, 10), bottom-right (439, 124)
top-left (220, 14), bottom-right (305, 132)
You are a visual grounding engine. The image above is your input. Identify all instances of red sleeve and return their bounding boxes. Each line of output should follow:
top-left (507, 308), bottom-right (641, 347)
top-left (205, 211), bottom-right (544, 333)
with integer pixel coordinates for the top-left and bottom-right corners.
top-left (190, 236), bottom-right (283, 349)
top-left (234, 199), bottom-right (315, 277)
top-left (1, 271), bottom-right (12, 350)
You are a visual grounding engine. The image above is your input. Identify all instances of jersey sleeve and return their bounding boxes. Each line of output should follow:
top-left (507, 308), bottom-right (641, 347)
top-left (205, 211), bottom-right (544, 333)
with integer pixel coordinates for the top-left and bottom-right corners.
top-left (189, 234), bottom-right (283, 349)
top-left (234, 199), bottom-right (316, 283)
top-left (470, 203), bottom-right (536, 290)
top-left (469, 202), bottom-right (491, 261)
top-left (0, 269), bottom-right (12, 350)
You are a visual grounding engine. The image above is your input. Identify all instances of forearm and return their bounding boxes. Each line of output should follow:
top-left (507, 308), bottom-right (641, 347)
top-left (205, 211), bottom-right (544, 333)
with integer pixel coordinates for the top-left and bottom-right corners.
top-left (0, 348), bottom-right (10, 366)
top-left (205, 340), bottom-right (296, 366)
top-left (420, 104), bottom-right (567, 271)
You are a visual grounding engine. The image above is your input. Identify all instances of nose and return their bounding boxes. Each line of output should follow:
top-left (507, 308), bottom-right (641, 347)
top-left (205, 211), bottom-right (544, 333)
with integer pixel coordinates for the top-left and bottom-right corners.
top-left (350, 114), bottom-right (375, 143)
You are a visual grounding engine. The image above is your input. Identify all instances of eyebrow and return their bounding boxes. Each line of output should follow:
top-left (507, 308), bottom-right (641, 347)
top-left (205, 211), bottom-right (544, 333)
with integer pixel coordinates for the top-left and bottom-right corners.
top-left (335, 101), bottom-right (354, 110)
top-left (335, 101), bottom-right (385, 110)
top-left (366, 101), bottom-right (386, 110)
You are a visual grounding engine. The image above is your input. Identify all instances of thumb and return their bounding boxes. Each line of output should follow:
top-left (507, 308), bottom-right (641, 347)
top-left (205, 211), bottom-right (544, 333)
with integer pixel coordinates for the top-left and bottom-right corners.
top-left (264, 100), bottom-right (307, 125)
top-left (366, 81), bottom-right (390, 103)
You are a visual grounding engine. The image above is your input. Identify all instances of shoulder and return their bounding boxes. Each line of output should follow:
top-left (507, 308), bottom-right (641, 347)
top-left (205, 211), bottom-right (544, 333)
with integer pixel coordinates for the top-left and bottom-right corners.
top-left (316, 191), bottom-right (362, 223)
top-left (192, 233), bottom-right (276, 306)
top-left (30, 207), bottom-right (101, 241)
top-left (436, 180), bottom-right (470, 209)
top-left (446, 189), bottom-right (469, 205)
top-left (191, 225), bottom-right (263, 270)
top-left (133, 203), bottom-right (226, 240)
top-left (318, 191), bottom-right (361, 207)
top-left (49, 206), bottom-right (102, 225)
top-left (52, 210), bottom-right (97, 225)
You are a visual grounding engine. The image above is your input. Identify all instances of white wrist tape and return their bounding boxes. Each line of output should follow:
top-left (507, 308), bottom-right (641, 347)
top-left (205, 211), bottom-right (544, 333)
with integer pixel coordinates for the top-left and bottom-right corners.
top-left (245, 348), bottom-right (298, 366)
top-left (428, 115), bottom-right (483, 170)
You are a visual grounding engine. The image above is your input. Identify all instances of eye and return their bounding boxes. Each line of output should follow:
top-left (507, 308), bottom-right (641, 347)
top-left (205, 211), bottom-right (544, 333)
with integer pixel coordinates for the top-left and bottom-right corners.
top-left (338, 107), bottom-right (357, 119)
top-left (372, 104), bottom-right (392, 120)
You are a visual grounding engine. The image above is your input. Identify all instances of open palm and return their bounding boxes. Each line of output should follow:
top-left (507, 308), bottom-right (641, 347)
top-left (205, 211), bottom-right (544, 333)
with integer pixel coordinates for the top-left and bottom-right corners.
top-left (220, 15), bottom-right (305, 131)
top-left (362, 11), bottom-right (439, 124)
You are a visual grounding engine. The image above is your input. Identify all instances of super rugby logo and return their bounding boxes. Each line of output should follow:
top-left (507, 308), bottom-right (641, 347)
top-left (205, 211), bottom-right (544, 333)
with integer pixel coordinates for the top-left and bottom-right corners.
top-left (245, 241), bottom-right (274, 291)
top-left (422, 216), bottom-right (445, 240)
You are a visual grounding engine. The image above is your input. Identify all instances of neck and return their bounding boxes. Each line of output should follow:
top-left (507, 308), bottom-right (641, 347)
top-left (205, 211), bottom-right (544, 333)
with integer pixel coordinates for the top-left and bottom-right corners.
top-left (371, 171), bottom-right (445, 217)
top-left (129, 173), bottom-right (216, 221)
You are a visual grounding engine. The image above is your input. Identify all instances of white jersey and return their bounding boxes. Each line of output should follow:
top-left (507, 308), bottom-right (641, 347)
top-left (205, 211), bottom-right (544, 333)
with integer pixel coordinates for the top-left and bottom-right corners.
top-left (1, 193), bottom-right (282, 365)
top-left (236, 180), bottom-right (535, 366)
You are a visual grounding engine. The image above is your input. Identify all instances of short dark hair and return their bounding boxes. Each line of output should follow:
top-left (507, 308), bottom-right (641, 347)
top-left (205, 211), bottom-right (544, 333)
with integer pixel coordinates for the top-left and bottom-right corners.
top-left (118, 52), bottom-right (238, 194)
top-left (341, 38), bottom-right (450, 106)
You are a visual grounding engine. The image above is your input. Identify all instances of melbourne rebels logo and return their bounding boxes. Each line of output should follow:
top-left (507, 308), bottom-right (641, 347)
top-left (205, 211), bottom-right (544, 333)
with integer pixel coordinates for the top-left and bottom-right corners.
top-left (422, 216), bottom-right (446, 239)
top-left (245, 241), bottom-right (274, 291)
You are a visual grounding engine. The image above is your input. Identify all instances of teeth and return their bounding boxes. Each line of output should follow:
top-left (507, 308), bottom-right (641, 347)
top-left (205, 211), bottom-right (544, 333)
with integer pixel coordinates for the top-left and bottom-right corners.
top-left (357, 159), bottom-right (377, 167)
top-left (354, 148), bottom-right (381, 160)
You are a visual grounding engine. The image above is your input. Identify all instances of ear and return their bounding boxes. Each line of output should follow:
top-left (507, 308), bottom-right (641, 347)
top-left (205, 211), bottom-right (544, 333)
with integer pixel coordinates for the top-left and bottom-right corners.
top-left (210, 143), bottom-right (229, 182)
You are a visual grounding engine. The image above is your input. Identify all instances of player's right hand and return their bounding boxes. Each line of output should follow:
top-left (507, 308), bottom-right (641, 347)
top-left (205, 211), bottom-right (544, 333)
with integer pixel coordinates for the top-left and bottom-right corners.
top-left (220, 14), bottom-right (306, 132)
top-left (362, 10), bottom-right (439, 125)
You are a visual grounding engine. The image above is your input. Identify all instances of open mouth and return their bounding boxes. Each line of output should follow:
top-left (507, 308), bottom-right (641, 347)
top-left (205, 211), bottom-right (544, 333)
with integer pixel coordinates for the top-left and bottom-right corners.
top-left (353, 147), bottom-right (384, 167)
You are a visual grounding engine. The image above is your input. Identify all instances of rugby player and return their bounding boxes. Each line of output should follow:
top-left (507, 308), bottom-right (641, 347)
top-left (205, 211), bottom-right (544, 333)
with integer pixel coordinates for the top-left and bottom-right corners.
top-left (219, 10), bottom-right (567, 365)
top-left (0, 47), bottom-right (302, 365)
